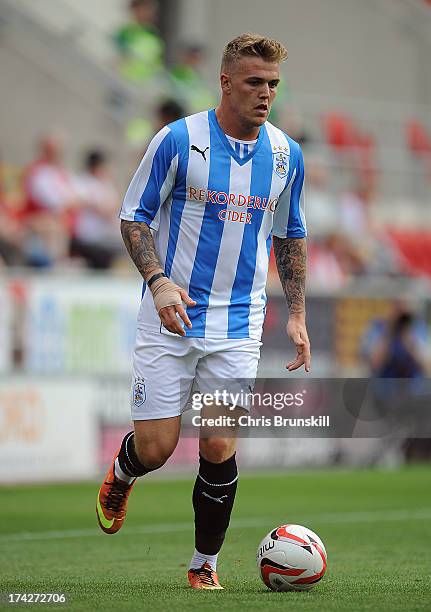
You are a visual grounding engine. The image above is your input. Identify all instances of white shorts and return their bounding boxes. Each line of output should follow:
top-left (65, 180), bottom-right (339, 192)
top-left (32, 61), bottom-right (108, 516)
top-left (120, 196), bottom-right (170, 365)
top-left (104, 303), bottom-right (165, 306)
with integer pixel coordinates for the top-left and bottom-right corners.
top-left (131, 328), bottom-right (261, 420)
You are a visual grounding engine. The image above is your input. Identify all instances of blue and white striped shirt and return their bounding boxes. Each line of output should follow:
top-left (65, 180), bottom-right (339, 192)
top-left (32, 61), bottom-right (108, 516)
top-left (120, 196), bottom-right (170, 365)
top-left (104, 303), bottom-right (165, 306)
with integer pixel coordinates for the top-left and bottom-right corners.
top-left (121, 109), bottom-right (306, 340)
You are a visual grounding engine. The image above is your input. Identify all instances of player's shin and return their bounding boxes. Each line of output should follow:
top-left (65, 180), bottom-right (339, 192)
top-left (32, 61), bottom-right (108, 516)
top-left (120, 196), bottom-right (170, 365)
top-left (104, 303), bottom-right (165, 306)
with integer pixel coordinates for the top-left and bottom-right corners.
top-left (115, 431), bottom-right (160, 482)
top-left (191, 453), bottom-right (238, 569)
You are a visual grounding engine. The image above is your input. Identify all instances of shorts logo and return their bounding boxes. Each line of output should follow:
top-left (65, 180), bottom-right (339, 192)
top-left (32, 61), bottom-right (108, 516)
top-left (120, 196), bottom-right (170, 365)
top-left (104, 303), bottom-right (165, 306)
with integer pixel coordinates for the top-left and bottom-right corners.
top-left (133, 379), bottom-right (146, 407)
top-left (273, 151), bottom-right (288, 179)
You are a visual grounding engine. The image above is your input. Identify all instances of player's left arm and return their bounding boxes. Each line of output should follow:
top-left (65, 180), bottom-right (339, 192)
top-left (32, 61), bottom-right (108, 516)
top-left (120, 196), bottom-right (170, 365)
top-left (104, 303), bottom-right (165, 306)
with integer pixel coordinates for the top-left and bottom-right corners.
top-left (272, 141), bottom-right (310, 372)
top-left (273, 236), bottom-right (310, 372)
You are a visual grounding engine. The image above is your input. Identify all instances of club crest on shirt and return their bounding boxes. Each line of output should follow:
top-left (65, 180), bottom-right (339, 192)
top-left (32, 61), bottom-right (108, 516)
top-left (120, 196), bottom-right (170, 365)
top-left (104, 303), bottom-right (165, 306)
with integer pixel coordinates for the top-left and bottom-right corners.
top-left (133, 379), bottom-right (146, 406)
top-left (273, 151), bottom-right (288, 179)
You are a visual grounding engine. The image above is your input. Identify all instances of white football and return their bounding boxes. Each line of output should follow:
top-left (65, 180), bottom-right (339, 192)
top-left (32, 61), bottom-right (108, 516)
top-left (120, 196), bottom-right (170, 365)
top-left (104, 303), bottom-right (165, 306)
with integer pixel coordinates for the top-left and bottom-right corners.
top-left (256, 524), bottom-right (327, 591)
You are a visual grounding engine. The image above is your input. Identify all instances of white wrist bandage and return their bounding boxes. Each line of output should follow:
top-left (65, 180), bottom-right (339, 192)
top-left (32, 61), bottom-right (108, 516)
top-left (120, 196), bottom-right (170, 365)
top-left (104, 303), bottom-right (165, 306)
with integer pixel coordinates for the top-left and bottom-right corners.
top-left (150, 276), bottom-right (182, 313)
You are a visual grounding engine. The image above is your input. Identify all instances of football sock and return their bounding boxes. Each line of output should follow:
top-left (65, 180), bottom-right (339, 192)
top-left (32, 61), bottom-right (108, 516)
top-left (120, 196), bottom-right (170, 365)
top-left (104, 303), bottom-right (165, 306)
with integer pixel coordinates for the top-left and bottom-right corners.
top-left (115, 431), bottom-right (156, 481)
top-left (189, 548), bottom-right (218, 572)
top-left (192, 452), bottom-right (238, 555)
top-left (114, 458), bottom-right (135, 485)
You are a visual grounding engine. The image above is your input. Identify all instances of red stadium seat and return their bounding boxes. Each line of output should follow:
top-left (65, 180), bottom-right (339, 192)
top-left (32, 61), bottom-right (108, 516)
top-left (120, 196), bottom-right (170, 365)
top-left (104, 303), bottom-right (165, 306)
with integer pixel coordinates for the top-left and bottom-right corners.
top-left (387, 228), bottom-right (431, 276)
top-left (322, 113), bottom-right (357, 150)
top-left (406, 120), bottom-right (431, 157)
top-left (322, 113), bottom-right (375, 151)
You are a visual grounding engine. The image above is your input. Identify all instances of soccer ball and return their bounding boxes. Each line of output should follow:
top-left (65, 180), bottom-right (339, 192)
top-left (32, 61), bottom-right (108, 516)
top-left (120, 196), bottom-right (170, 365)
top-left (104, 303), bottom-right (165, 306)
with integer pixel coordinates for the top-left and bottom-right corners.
top-left (256, 524), bottom-right (327, 591)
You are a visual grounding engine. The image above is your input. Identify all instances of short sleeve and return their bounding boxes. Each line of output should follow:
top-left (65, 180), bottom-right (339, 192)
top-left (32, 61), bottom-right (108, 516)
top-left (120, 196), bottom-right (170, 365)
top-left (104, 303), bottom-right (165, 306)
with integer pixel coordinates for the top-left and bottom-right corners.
top-left (120, 126), bottom-right (178, 230)
top-left (272, 142), bottom-right (307, 239)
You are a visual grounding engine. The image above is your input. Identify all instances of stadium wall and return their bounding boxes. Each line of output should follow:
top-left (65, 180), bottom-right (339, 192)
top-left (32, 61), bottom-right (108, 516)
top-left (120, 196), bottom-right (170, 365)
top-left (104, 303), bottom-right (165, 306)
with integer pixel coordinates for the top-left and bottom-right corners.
top-left (206, 0), bottom-right (431, 107)
top-left (0, 1), bottom-right (127, 168)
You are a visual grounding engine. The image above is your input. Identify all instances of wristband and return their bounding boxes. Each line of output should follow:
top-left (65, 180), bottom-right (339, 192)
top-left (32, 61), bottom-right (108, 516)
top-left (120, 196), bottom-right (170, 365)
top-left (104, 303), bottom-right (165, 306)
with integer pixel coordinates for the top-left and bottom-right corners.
top-left (147, 272), bottom-right (166, 288)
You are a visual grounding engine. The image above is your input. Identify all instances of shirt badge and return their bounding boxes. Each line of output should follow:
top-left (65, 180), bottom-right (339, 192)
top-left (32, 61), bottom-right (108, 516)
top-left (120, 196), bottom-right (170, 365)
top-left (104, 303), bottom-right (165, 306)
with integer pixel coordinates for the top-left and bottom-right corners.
top-left (273, 151), bottom-right (288, 179)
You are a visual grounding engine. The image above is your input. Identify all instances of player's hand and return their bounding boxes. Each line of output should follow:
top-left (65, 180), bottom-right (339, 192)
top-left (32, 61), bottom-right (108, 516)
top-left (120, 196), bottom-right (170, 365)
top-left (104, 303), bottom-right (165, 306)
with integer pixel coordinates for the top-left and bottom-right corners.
top-left (150, 276), bottom-right (196, 336)
top-left (286, 313), bottom-right (311, 372)
top-left (159, 289), bottom-right (196, 336)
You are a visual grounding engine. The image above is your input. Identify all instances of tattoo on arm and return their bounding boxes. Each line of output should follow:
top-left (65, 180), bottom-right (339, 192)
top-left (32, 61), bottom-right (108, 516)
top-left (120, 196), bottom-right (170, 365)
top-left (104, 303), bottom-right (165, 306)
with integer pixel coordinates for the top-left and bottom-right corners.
top-left (120, 220), bottom-right (163, 281)
top-left (273, 236), bottom-right (307, 314)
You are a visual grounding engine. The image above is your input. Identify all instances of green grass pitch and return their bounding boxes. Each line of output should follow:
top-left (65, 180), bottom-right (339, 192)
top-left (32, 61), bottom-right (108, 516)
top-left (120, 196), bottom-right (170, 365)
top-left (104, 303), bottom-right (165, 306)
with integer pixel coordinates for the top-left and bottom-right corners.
top-left (1, 466), bottom-right (431, 611)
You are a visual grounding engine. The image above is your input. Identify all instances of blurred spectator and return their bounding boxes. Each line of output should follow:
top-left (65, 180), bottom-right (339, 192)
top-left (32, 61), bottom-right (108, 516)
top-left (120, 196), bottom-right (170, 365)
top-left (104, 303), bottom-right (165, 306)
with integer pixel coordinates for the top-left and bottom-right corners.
top-left (155, 99), bottom-right (186, 130)
top-left (305, 158), bottom-right (365, 287)
top-left (136, 99), bottom-right (186, 162)
top-left (0, 160), bottom-right (25, 267)
top-left (361, 300), bottom-right (431, 462)
top-left (307, 232), bottom-right (369, 289)
top-left (0, 211), bottom-right (25, 267)
top-left (282, 108), bottom-right (312, 149)
top-left (305, 158), bottom-right (338, 239)
top-left (125, 96), bottom-right (185, 151)
top-left (169, 43), bottom-right (216, 112)
top-left (114, 0), bottom-right (164, 83)
top-left (361, 301), bottom-right (428, 378)
top-left (71, 150), bottom-right (122, 270)
top-left (22, 133), bottom-right (77, 267)
top-left (339, 181), bottom-right (373, 240)
top-left (307, 238), bottom-right (346, 289)
top-left (338, 180), bottom-right (377, 275)
top-left (338, 178), bottom-right (400, 277)
top-left (267, 81), bottom-right (289, 126)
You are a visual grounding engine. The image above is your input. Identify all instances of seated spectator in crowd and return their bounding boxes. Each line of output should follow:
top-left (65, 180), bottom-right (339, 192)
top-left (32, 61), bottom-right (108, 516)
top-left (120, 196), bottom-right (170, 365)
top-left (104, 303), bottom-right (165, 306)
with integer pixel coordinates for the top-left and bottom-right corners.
top-left (125, 96), bottom-right (185, 151)
top-left (267, 81), bottom-right (290, 126)
top-left (22, 133), bottom-right (77, 267)
top-left (169, 43), bottom-right (216, 113)
top-left (0, 209), bottom-right (25, 267)
top-left (71, 150), bottom-right (122, 270)
top-left (282, 108), bottom-right (312, 149)
top-left (339, 181), bottom-right (373, 242)
top-left (305, 158), bottom-right (339, 239)
top-left (305, 158), bottom-right (356, 288)
top-left (136, 99), bottom-right (186, 162)
top-left (338, 179), bottom-right (380, 275)
top-left (339, 178), bottom-right (400, 277)
top-left (114, 0), bottom-right (164, 83)
top-left (308, 234), bottom-right (355, 289)
top-left (0, 159), bottom-right (25, 267)
top-left (154, 98), bottom-right (186, 131)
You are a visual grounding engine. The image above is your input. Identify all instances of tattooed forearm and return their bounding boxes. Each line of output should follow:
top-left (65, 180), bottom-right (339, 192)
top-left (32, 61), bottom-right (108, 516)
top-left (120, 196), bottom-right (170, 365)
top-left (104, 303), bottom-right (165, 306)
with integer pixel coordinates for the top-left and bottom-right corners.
top-left (120, 220), bottom-right (163, 280)
top-left (273, 236), bottom-right (307, 315)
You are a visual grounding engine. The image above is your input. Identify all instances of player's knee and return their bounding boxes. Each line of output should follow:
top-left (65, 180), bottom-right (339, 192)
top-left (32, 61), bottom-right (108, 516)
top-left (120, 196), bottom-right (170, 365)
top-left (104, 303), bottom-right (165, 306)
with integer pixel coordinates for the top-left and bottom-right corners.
top-left (134, 441), bottom-right (175, 470)
top-left (200, 437), bottom-right (236, 463)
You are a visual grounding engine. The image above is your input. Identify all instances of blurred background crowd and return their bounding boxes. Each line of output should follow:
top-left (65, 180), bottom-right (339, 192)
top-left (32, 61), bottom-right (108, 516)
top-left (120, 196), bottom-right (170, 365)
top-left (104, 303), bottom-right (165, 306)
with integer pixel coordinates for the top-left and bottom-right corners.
top-left (1, 0), bottom-right (431, 282)
top-left (1, 0), bottom-right (431, 477)
top-left (0, 0), bottom-right (431, 366)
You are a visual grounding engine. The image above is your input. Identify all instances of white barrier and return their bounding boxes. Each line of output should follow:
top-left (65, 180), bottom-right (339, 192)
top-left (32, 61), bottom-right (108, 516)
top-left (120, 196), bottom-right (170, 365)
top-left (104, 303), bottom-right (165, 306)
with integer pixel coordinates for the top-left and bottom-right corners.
top-left (0, 379), bottom-right (98, 483)
top-left (24, 275), bottom-right (141, 373)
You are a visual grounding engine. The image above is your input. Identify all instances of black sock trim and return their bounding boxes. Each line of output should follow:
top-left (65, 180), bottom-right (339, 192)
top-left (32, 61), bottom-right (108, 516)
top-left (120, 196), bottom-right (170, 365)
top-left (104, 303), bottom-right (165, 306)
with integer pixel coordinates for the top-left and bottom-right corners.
top-left (197, 472), bottom-right (238, 487)
top-left (117, 432), bottom-right (156, 478)
top-left (198, 452), bottom-right (238, 484)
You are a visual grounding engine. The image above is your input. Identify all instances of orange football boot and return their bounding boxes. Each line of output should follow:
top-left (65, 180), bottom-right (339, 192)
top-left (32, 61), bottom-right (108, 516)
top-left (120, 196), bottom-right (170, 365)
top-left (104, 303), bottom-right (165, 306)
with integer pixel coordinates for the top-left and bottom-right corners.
top-left (188, 562), bottom-right (224, 590)
top-left (96, 455), bottom-right (136, 534)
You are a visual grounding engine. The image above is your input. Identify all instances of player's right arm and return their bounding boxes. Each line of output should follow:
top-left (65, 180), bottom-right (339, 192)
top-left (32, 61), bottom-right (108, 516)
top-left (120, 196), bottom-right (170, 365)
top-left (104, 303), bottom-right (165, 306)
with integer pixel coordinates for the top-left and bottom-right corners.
top-left (119, 126), bottom-right (195, 336)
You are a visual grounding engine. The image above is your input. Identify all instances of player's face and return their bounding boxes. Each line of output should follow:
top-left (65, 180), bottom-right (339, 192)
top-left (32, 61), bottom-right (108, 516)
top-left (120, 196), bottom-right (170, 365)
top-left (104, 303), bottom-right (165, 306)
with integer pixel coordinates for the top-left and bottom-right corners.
top-left (224, 57), bottom-right (280, 129)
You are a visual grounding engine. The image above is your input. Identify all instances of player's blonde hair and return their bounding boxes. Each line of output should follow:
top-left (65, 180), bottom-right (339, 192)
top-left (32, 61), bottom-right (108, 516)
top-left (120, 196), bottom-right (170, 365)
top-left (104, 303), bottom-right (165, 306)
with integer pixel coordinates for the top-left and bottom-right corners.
top-left (221, 33), bottom-right (288, 71)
